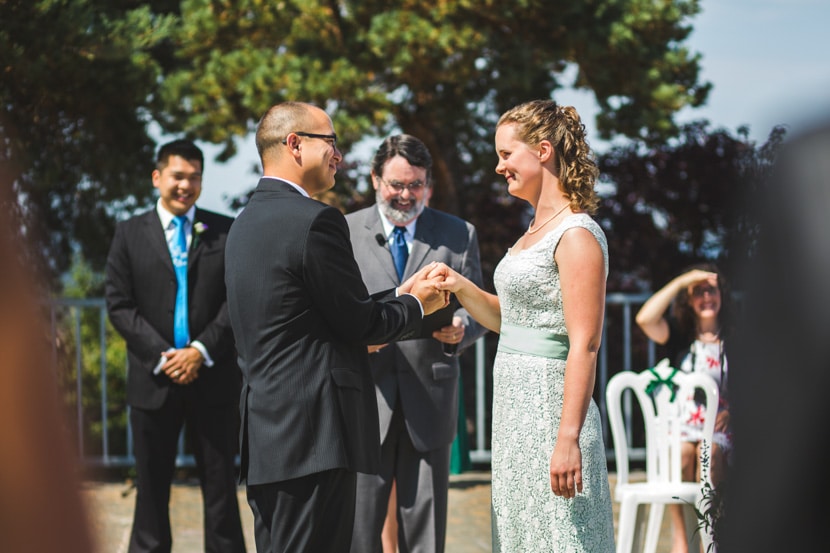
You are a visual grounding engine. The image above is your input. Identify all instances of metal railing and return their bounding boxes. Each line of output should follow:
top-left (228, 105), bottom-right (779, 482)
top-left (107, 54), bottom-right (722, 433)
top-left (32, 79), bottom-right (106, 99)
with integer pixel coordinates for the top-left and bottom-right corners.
top-left (467, 293), bottom-right (656, 464)
top-left (52, 293), bottom-right (656, 468)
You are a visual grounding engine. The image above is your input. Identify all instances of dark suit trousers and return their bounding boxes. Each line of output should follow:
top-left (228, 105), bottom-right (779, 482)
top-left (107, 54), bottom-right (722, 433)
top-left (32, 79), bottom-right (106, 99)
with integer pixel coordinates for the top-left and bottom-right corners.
top-left (247, 469), bottom-right (356, 553)
top-left (128, 386), bottom-right (245, 553)
top-left (351, 403), bottom-right (451, 553)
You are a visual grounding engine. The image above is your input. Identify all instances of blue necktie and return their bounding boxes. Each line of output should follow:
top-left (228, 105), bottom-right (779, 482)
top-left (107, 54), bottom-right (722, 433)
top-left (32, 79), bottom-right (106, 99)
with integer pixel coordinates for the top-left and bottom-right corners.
top-left (171, 216), bottom-right (190, 348)
top-left (391, 226), bottom-right (409, 281)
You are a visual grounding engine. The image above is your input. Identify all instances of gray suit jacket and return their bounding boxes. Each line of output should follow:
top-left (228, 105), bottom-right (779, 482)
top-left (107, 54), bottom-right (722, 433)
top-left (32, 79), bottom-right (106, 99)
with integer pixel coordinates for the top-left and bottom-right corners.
top-left (346, 206), bottom-right (486, 452)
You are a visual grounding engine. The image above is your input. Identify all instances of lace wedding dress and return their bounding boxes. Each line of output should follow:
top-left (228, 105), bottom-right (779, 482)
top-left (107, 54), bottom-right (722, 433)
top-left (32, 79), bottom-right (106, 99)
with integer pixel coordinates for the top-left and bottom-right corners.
top-left (490, 214), bottom-right (615, 552)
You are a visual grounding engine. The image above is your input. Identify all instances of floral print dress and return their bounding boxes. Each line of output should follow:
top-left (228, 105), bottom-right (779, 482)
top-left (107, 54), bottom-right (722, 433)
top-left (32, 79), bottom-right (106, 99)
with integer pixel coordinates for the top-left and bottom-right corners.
top-left (677, 340), bottom-right (732, 452)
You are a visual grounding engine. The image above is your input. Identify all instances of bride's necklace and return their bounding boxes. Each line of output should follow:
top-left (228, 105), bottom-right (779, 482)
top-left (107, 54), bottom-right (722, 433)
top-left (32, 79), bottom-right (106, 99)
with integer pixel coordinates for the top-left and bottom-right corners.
top-left (526, 203), bottom-right (571, 235)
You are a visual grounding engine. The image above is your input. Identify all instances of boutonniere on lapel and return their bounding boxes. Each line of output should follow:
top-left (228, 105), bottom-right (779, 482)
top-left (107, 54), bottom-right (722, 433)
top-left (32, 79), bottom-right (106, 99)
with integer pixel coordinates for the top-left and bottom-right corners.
top-left (192, 221), bottom-right (208, 249)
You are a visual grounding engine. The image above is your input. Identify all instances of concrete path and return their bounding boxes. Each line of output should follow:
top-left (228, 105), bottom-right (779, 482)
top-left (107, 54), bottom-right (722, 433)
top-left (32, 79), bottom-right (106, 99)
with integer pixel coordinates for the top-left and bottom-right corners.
top-left (82, 470), bottom-right (679, 552)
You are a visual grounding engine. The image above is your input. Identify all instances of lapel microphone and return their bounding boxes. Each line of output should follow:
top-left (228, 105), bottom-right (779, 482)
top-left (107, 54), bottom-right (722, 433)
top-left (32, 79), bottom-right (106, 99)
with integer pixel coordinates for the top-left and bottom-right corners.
top-left (375, 233), bottom-right (386, 247)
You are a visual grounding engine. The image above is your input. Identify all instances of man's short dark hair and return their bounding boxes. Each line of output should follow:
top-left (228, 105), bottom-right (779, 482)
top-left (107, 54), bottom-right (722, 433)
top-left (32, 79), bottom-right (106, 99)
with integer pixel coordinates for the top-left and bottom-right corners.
top-left (156, 139), bottom-right (204, 172)
top-left (371, 134), bottom-right (432, 182)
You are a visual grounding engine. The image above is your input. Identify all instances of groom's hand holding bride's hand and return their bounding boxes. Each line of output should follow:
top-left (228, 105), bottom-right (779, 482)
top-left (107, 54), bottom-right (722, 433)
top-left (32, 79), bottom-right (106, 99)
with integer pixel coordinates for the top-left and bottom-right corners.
top-left (429, 263), bottom-right (464, 294)
top-left (399, 262), bottom-right (450, 316)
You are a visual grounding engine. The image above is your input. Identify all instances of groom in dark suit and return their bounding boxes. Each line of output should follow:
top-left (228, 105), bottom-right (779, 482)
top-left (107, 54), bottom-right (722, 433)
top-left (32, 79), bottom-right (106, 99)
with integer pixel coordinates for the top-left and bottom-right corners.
top-left (224, 102), bottom-right (449, 553)
top-left (106, 139), bottom-right (246, 553)
top-left (347, 135), bottom-right (486, 553)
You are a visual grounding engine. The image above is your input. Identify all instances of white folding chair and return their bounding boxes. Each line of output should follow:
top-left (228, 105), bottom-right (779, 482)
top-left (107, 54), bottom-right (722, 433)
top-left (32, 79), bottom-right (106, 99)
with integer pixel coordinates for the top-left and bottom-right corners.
top-left (606, 359), bottom-right (720, 553)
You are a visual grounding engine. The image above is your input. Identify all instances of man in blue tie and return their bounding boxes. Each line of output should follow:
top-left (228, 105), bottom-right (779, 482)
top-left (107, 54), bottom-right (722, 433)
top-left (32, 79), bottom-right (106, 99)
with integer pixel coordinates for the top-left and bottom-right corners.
top-left (105, 139), bottom-right (246, 553)
top-left (346, 135), bottom-right (487, 553)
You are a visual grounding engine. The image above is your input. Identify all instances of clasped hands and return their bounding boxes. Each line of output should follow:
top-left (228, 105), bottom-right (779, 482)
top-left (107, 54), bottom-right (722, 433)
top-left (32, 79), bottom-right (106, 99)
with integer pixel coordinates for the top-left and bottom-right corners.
top-left (406, 263), bottom-right (467, 347)
top-left (398, 261), bottom-right (459, 316)
top-left (159, 346), bottom-right (204, 385)
top-left (366, 263), bottom-right (465, 354)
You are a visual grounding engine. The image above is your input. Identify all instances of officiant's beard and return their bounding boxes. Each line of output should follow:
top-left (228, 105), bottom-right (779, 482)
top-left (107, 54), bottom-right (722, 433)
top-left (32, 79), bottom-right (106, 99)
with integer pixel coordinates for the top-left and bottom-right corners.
top-left (375, 189), bottom-right (426, 226)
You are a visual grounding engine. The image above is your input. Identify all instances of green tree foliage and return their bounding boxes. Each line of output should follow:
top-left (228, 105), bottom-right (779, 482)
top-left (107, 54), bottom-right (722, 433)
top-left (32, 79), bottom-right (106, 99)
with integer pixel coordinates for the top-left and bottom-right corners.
top-left (162, 0), bottom-right (708, 156)
top-left (597, 121), bottom-right (787, 291)
top-left (154, 0), bottom-right (709, 287)
top-left (1, 0), bottom-right (177, 282)
top-left (4, 0), bottom-right (711, 291)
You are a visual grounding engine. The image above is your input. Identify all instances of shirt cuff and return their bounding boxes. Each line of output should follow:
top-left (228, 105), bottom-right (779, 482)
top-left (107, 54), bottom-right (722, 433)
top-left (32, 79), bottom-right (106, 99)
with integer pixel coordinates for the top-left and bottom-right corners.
top-left (153, 348), bottom-right (175, 374)
top-left (189, 340), bottom-right (214, 367)
top-left (402, 293), bottom-right (425, 318)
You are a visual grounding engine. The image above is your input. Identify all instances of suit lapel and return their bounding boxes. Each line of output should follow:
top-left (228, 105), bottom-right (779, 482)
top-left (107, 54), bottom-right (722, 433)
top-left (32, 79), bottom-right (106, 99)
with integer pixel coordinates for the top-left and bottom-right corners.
top-left (188, 208), bottom-right (206, 269)
top-left (365, 207), bottom-right (438, 282)
top-left (363, 208), bottom-right (400, 283)
top-left (143, 210), bottom-right (175, 275)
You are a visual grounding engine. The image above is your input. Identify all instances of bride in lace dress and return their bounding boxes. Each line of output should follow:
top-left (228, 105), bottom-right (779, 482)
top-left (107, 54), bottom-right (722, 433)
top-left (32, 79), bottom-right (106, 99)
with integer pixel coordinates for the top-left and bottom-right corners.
top-left (434, 100), bottom-right (615, 552)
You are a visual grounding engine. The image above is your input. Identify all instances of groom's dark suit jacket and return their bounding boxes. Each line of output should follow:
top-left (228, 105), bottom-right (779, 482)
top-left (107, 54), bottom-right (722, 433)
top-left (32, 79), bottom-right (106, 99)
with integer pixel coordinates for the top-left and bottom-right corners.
top-left (106, 207), bottom-right (241, 409)
top-left (224, 178), bottom-right (424, 486)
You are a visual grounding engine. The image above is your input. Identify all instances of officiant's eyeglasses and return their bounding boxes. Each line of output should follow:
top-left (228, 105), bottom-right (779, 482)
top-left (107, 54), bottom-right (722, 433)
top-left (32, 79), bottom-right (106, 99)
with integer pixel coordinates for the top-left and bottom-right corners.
top-left (282, 132), bottom-right (338, 148)
top-left (377, 176), bottom-right (426, 192)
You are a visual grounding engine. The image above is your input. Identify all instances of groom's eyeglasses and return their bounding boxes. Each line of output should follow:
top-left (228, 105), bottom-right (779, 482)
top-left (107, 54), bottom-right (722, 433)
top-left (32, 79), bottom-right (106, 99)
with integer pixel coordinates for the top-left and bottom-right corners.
top-left (282, 131), bottom-right (338, 148)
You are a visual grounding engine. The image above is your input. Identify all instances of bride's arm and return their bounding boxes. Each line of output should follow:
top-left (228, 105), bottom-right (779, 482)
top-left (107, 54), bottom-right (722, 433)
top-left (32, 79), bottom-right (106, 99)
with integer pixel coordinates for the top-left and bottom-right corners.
top-left (433, 265), bottom-right (501, 333)
top-left (550, 227), bottom-right (606, 498)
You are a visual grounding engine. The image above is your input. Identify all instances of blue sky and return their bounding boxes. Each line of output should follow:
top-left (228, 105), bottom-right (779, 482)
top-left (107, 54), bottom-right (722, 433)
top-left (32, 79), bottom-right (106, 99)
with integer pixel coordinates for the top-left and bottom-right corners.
top-left (196, 0), bottom-right (830, 215)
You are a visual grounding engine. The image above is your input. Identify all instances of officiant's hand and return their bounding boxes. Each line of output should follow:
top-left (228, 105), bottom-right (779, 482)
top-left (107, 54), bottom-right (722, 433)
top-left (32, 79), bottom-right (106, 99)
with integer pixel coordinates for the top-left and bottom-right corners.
top-left (434, 316), bottom-right (465, 346)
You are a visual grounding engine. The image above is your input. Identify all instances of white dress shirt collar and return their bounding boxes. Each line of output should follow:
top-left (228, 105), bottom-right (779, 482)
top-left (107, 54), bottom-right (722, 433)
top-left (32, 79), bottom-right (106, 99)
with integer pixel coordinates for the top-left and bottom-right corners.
top-left (376, 206), bottom-right (417, 243)
top-left (156, 200), bottom-right (196, 229)
top-left (262, 176), bottom-right (310, 198)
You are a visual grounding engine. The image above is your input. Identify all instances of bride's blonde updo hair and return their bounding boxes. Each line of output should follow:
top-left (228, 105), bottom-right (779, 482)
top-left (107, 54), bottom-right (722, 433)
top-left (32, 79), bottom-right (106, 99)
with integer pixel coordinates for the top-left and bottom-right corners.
top-left (497, 99), bottom-right (600, 214)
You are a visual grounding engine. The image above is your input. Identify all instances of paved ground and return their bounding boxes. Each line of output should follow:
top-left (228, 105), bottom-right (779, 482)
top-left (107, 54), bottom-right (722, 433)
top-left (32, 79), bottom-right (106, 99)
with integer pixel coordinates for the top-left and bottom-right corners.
top-left (82, 470), bottom-right (680, 552)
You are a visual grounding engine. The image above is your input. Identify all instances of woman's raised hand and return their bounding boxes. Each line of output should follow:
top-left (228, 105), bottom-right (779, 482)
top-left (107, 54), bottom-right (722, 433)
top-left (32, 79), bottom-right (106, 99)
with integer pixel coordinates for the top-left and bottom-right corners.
top-left (679, 268), bottom-right (718, 291)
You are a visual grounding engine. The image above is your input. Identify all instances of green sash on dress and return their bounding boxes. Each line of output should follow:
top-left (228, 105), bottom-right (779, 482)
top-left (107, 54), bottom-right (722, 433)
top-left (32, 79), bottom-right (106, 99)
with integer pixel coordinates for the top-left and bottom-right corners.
top-left (497, 323), bottom-right (569, 360)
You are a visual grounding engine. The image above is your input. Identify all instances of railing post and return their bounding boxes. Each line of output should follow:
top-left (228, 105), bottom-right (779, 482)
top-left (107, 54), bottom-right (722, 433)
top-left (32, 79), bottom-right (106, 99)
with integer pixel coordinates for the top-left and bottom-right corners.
top-left (99, 305), bottom-right (109, 465)
top-left (622, 301), bottom-right (634, 448)
top-left (470, 337), bottom-right (490, 464)
top-left (72, 306), bottom-right (85, 458)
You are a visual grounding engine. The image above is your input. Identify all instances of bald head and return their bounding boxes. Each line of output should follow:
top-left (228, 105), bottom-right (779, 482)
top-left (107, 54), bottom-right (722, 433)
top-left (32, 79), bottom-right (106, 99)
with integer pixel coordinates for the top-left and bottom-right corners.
top-left (256, 102), bottom-right (316, 162)
top-left (255, 102), bottom-right (342, 195)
